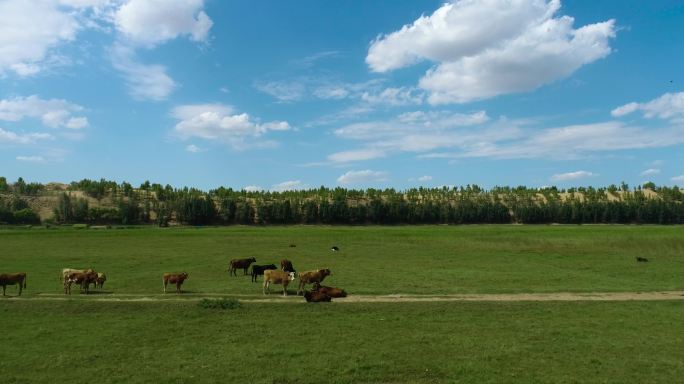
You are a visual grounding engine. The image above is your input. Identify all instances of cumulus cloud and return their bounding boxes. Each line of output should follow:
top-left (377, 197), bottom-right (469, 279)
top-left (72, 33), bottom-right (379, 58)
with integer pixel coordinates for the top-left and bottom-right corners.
top-left (367, 0), bottom-right (616, 104)
top-left (243, 185), bottom-right (263, 192)
top-left (337, 170), bottom-right (389, 185)
top-left (418, 175), bottom-right (433, 182)
top-left (110, 44), bottom-right (176, 101)
top-left (272, 180), bottom-right (307, 192)
top-left (550, 170), bottom-right (595, 182)
top-left (114, 0), bottom-right (212, 46)
top-left (611, 92), bottom-right (684, 121)
top-left (0, 0), bottom-right (80, 76)
top-left (670, 175), bottom-right (684, 184)
top-left (0, 95), bottom-right (89, 129)
top-left (640, 168), bottom-right (660, 177)
top-left (172, 103), bottom-right (291, 149)
top-left (0, 128), bottom-right (54, 145)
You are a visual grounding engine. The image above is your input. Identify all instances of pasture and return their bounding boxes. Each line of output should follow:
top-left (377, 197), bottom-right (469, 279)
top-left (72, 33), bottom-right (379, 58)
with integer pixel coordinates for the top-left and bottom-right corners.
top-left (1, 225), bottom-right (684, 383)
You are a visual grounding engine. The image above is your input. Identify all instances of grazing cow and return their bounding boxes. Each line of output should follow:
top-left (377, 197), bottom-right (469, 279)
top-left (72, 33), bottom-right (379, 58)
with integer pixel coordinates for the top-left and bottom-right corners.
top-left (263, 270), bottom-right (296, 296)
top-left (64, 271), bottom-right (98, 295)
top-left (636, 257), bottom-right (649, 262)
top-left (0, 273), bottom-right (27, 296)
top-left (297, 269), bottom-right (332, 295)
top-left (331, 246), bottom-right (340, 252)
top-left (251, 264), bottom-right (277, 283)
top-left (228, 257), bottom-right (257, 276)
top-left (312, 282), bottom-right (347, 298)
top-left (304, 290), bottom-right (331, 302)
top-left (289, 244), bottom-right (297, 248)
top-left (280, 259), bottom-right (296, 273)
top-left (163, 272), bottom-right (188, 294)
top-left (94, 273), bottom-right (107, 289)
top-left (62, 268), bottom-right (95, 282)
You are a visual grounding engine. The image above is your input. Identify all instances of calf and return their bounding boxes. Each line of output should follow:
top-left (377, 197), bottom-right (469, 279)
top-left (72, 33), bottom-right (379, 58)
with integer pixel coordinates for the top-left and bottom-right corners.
top-left (0, 273), bottom-right (27, 296)
top-left (331, 246), bottom-right (340, 252)
top-left (636, 256), bottom-right (649, 262)
top-left (251, 264), bottom-right (277, 282)
top-left (64, 271), bottom-right (98, 295)
top-left (312, 282), bottom-right (347, 298)
top-left (163, 272), bottom-right (188, 294)
top-left (304, 290), bottom-right (331, 303)
top-left (95, 273), bottom-right (107, 289)
top-left (297, 269), bottom-right (331, 295)
top-left (263, 270), bottom-right (296, 296)
top-left (228, 257), bottom-right (256, 276)
top-left (280, 259), bottom-right (296, 273)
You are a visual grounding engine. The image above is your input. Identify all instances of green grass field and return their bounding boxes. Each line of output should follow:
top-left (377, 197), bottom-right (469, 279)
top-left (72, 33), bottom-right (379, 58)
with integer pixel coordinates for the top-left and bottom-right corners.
top-left (1, 226), bottom-right (684, 383)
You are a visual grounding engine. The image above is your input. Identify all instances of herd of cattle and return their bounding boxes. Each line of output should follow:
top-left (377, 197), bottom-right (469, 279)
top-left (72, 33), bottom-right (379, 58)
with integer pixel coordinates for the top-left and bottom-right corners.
top-left (0, 247), bottom-right (347, 303)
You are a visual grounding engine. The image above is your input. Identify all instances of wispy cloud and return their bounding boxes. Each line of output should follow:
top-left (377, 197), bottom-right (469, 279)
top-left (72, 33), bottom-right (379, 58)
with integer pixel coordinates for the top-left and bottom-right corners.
top-left (0, 95), bottom-right (88, 129)
top-left (337, 170), bottom-right (389, 185)
top-left (640, 168), bottom-right (660, 177)
top-left (550, 170), bottom-right (596, 182)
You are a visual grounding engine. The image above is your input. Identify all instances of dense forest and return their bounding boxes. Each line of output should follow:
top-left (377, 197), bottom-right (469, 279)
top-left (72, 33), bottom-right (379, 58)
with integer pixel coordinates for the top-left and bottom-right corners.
top-left (1, 176), bottom-right (683, 226)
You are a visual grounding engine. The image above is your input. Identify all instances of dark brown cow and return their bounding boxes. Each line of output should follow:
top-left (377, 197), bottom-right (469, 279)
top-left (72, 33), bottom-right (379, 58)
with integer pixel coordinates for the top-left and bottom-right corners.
top-left (280, 259), bottom-right (296, 273)
top-left (304, 290), bottom-right (331, 302)
top-left (64, 271), bottom-right (98, 295)
top-left (263, 270), bottom-right (296, 296)
top-left (163, 272), bottom-right (188, 294)
top-left (0, 273), bottom-right (27, 296)
top-left (297, 269), bottom-right (331, 295)
top-left (312, 282), bottom-right (347, 298)
top-left (228, 257), bottom-right (256, 276)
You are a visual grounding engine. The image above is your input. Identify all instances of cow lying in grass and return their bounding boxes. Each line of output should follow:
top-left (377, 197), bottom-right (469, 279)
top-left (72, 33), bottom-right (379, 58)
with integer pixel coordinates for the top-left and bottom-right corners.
top-left (263, 270), bottom-right (295, 296)
top-left (297, 269), bottom-right (331, 295)
top-left (64, 271), bottom-right (98, 295)
top-left (312, 282), bottom-right (347, 298)
top-left (163, 272), bottom-right (188, 294)
top-left (251, 264), bottom-right (277, 282)
top-left (304, 290), bottom-right (331, 302)
top-left (228, 257), bottom-right (256, 276)
top-left (0, 273), bottom-right (27, 296)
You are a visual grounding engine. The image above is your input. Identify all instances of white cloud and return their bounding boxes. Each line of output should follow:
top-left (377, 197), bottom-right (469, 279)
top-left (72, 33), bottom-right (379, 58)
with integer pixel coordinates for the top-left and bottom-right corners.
top-left (172, 103), bottom-right (291, 149)
top-left (670, 175), bottom-right (684, 184)
top-left (337, 170), bottom-right (389, 185)
top-left (418, 175), bottom-right (433, 182)
top-left (272, 180), bottom-right (307, 192)
top-left (16, 155), bottom-right (46, 163)
top-left (0, 0), bottom-right (80, 76)
top-left (367, 0), bottom-right (615, 104)
top-left (114, 0), bottom-right (212, 46)
top-left (110, 44), bottom-right (176, 101)
top-left (611, 92), bottom-right (684, 121)
top-left (254, 80), bottom-right (306, 103)
top-left (550, 170), bottom-right (595, 182)
top-left (243, 185), bottom-right (263, 192)
top-left (0, 128), bottom-right (54, 144)
top-left (640, 168), bottom-right (660, 177)
top-left (185, 144), bottom-right (205, 153)
top-left (0, 95), bottom-right (88, 129)
top-left (327, 148), bottom-right (386, 163)
top-left (360, 87), bottom-right (424, 106)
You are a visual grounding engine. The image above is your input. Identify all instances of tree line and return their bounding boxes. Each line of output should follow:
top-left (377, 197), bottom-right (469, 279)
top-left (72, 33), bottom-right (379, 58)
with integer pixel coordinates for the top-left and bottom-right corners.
top-left (1, 176), bottom-right (683, 226)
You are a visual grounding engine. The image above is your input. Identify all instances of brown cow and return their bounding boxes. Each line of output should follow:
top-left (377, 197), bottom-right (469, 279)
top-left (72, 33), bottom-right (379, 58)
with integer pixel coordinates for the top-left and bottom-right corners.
top-left (228, 257), bottom-right (256, 276)
top-left (304, 290), bottom-right (331, 302)
top-left (312, 282), bottom-right (347, 298)
top-left (163, 272), bottom-right (188, 294)
top-left (94, 273), bottom-right (107, 289)
top-left (263, 270), bottom-right (296, 296)
top-left (297, 269), bottom-right (331, 295)
top-left (280, 259), bottom-right (296, 273)
top-left (0, 273), bottom-right (27, 296)
top-left (64, 271), bottom-right (98, 295)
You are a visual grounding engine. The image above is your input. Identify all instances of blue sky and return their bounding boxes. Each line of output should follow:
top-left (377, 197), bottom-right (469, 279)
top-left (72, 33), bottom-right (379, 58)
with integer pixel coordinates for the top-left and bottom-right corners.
top-left (1, 0), bottom-right (683, 191)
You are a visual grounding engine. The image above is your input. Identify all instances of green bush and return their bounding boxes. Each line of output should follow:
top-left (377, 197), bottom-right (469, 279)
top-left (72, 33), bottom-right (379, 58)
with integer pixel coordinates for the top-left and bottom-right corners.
top-left (198, 298), bottom-right (241, 310)
top-left (13, 208), bottom-right (41, 224)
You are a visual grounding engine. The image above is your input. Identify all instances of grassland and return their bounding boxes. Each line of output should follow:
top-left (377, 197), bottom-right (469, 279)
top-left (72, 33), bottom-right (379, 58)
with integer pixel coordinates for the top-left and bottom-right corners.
top-left (1, 225), bottom-right (683, 295)
top-left (1, 225), bottom-right (684, 383)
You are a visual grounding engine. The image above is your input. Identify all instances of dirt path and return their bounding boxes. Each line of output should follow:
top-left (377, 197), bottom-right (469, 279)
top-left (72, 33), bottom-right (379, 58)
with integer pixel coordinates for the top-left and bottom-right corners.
top-left (2, 291), bottom-right (683, 303)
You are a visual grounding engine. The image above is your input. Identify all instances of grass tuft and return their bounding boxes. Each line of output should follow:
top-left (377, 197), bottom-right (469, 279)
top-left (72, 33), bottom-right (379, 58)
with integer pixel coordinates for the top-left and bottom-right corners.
top-left (198, 297), bottom-right (241, 310)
